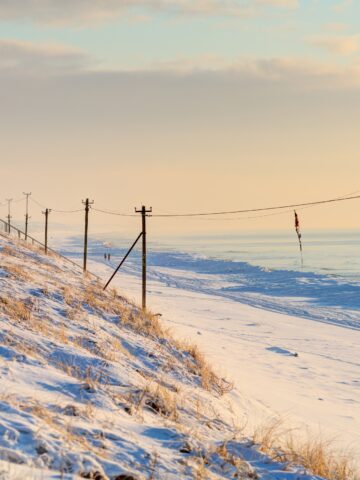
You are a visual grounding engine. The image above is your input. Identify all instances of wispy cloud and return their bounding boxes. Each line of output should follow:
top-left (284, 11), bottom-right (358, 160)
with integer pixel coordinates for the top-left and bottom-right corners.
top-left (0, 0), bottom-right (298, 24)
top-left (127, 55), bottom-right (360, 90)
top-left (1, 40), bottom-right (360, 91)
top-left (0, 39), bottom-right (89, 74)
top-left (309, 34), bottom-right (360, 55)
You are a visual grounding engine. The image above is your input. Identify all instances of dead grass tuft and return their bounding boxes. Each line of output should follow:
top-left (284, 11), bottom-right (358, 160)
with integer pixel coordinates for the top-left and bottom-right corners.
top-left (253, 418), bottom-right (358, 480)
top-left (126, 381), bottom-right (179, 421)
top-left (0, 295), bottom-right (34, 322)
top-left (2, 263), bottom-right (32, 282)
top-left (280, 436), bottom-right (358, 480)
top-left (177, 341), bottom-right (233, 396)
top-left (215, 441), bottom-right (257, 478)
top-left (117, 305), bottom-right (167, 339)
top-left (1, 245), bottom-right (23, 259)
top-left (83, 284), bottom-right (111, 313)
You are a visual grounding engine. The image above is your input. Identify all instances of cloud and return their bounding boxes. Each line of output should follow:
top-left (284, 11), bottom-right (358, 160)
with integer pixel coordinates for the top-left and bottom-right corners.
top-left (0, 39), bottom-right (90, 74)
top-left (124, 55), bottom-right (360, 90)
top-left (0, 0), bottom-right (298, 24)
top-left (2, 40), bottom-right (360, 91)
top-left (309, 34), bottom-right (360, 55)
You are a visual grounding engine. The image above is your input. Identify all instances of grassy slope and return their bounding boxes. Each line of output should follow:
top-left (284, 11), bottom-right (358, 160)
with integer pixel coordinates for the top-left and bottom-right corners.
top-left (0, 233), bottom-right (334, 480)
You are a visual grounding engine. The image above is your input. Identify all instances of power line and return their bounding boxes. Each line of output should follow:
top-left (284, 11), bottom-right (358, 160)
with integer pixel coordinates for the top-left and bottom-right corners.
top-left (91, 207), bottom-right (138, 217)
top-left (30, 197), bottom-right (83, 214)
top-left (52, 208), bottom-right (84, 214)
top-left (30, 197), bottom-right (47, 209)
top-left (0, 197), bottom-right (24, 208)
top-left (149, 193), bottom-right (360, 218)
top-left (6, 189), bottom-right (360, 221)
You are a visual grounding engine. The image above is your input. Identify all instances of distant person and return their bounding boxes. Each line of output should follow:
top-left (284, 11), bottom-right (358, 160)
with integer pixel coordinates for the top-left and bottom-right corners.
top-left (104, 253), bottom-right (107, 260)
top-left (107, 253), bottom-right (111, 261)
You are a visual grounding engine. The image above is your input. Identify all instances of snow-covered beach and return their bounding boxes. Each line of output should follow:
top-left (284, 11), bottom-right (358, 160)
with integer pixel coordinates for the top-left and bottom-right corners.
top-left (2, 231), bottom-right (345, 479)
top-left (79, 234), bottom-right (360, 466)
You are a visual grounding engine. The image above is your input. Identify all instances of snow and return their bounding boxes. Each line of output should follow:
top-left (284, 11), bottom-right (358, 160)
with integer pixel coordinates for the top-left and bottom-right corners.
top-left (88, 257), bottom-right (360, 467)
top-left (0, 232), bottom-right (328, 479)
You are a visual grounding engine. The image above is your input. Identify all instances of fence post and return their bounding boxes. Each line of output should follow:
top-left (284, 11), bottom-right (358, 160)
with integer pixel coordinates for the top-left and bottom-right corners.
top-left (23, 192), bottom-right (31, 240)
top-left (6, 199), bottom-right (12, 234)
top-left (42, 208), bottom-right (51, 254)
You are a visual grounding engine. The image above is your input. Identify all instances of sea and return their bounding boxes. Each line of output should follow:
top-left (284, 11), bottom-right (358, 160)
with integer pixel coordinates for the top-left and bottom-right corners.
top-left (37, 228), bottom-right (360, 329)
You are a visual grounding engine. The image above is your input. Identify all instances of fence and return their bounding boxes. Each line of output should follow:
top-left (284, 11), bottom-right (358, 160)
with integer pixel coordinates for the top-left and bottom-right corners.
top-left (0, 218), bottom-right (100, 281)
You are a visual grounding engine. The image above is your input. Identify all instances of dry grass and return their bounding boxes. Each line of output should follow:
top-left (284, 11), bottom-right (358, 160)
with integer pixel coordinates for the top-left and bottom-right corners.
top-left (2, 263), bottom-right (32, 282)
top-left (0, 295), bottom-right (34, 322)
top-left (81, 283), bottom-right (167, 340)
top-left (145, 382), bottom-right (179, 421)
top-left (177, 341), bottom-right (233, 396)
top-left (55, 360), bottom-right (112, 393)
top-left (117, 305), bottom-right (167, 339)
top-left (1, 245), bottom-right (24, 259)
top-left (126, 381), bottom-right (179, 421)
top-left (280, 436), bottom-right (358, 480)
top-left (62, 286), bottom-right (77, 306)
top-left (215, 441), bottom-right (257, 478)
top-left (2, 239), bottom-right (358, 480)
top-left (83, 284), bottom-right (112, 313)
top-left (73, 334), bottom-right (132, 362)
top-left (2, 332), bottom-right (40, 359)
top-left (58, 323), bottom-right (70, 344)
top-left (107, 336), bottom-right (132, 359)
top-left (193, 458), bottom-right (209, 480)
top-left (0, 393), bottom-right (100, 468)
top-left (252, 417), bottom-right (358, 480)
top-left (24, 400), bottom-right (57, 429)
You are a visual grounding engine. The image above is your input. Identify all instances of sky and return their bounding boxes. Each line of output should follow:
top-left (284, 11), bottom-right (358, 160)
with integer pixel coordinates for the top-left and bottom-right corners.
top-left (1, 0), bottom-right (360, 237)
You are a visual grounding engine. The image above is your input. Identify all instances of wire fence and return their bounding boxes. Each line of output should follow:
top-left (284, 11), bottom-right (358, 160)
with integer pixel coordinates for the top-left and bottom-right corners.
top-left (0, 218), bottom-right (100, 280)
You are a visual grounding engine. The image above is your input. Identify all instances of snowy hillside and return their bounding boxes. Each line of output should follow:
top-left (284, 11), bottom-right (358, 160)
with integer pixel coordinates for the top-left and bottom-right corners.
top-left (0, 233), bottom-right (350, 479)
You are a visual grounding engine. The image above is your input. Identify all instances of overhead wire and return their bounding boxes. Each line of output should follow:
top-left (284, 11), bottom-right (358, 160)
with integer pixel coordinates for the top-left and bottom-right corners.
top-left (4, 188), bottom-right (360, 221)
top-left (149, 193), bottom-right (360, 218)
top-left (91, 207), bottom-right (138, 217)
top-left (12, 197), bottom-right (26, 204)
top-left (30, 197), bottom-right (83, 214)
top-left (191, 189), bottom-right (360, 223)
top-left (52, 208), bottom-right (84, 214)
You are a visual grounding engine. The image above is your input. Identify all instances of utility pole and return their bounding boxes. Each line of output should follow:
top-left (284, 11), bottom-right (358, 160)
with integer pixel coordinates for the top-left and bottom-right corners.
top-left (23, 192), bottom-right (31, 240)
top-left (135, 205), bottom-right (152, 310)
top-left (82, 198), bottom-right (94, 272)
top-left (42, 208), bottom-right (51, 254)
top-left (6, 199), bottom-right (12, 234)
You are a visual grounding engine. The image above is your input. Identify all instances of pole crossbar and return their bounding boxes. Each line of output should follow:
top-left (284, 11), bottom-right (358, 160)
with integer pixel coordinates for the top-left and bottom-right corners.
top-left (103, 232), bottom-right (143, 291)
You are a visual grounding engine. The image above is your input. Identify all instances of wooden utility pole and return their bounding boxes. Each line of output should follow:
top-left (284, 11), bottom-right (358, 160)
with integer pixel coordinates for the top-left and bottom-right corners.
top-left (6, 199), bottom-right (12, 233)
top-left (135, 205), bottom-right (152, 310)
top-left (82, 198), bottom-right (94, 272)
top-left (42, 208), bottom-right (51, 254)
top-left (23, 192), bottom-right (31, 240)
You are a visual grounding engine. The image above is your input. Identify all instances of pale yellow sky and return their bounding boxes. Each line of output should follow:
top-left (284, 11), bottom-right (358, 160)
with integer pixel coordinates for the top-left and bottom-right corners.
top-left (1, 1), bottom-right (360, 236)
